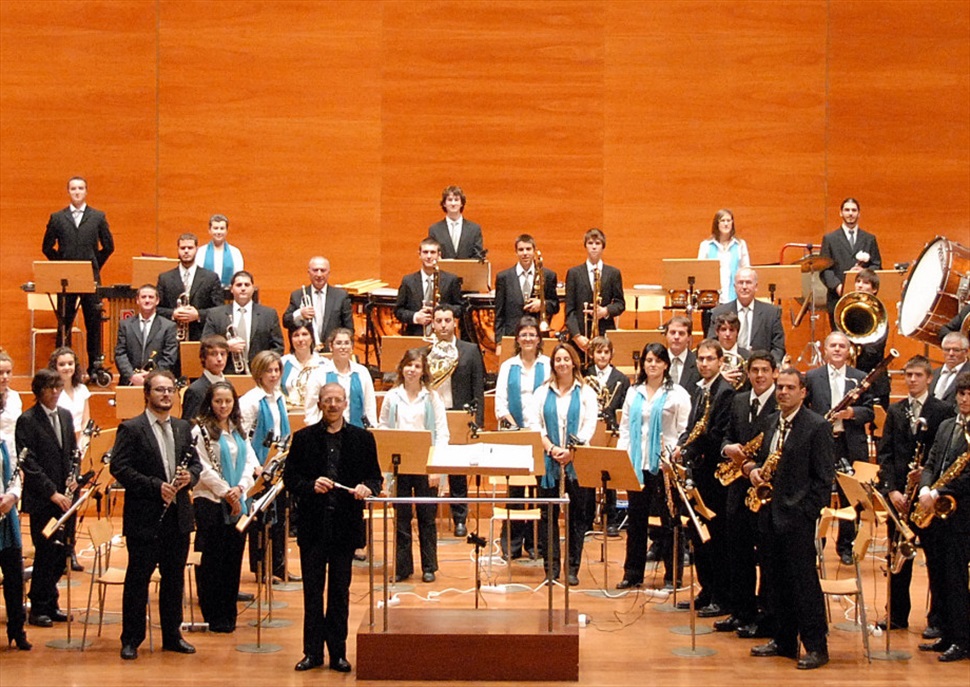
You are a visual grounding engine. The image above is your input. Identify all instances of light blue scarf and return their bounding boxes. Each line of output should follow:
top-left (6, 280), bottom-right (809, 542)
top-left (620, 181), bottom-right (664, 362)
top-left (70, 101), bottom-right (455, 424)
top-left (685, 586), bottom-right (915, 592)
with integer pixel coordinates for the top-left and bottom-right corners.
top-left (218, 430), bottom-right (250, 515)
top-left (202, 241), bottom-right (235, 286)
top-left (254, 395), bottom-right (290, 462)
top-left (706, 239), bottom-right (741, 301)
top-left (628, 387), bottom-right (669, 483)
top-left (327, 370), bottom-right (365, 427)
top-left (507, 361), bottom-right (545, 428)
top-left (540, 385), bottom-right (581, 489)
top-left (384, 391), bottom-right (437, 445)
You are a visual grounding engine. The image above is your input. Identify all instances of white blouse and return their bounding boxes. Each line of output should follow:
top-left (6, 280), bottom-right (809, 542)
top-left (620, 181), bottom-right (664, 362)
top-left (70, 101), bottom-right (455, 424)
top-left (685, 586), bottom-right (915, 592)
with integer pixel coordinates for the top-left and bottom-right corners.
top-left (57, 384), bottom-right (90, 434)
top-left (529, 380), bottom-right (598, 447)
top-left (303, 360), bottom-right (376, 427)
top-left (379, 385), bottom-right (450, 447)
top-left (617, 383), bottom-right (692, 471)
top-left (191, 423), bottom-right (259, 504)
top-left (494, 354), bottom-right (551, 428)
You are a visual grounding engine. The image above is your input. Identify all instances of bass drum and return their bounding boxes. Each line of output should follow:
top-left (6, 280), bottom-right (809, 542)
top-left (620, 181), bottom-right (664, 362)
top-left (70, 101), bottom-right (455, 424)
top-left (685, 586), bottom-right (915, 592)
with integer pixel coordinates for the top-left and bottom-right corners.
top-left (898, 236), bottom-right (970, 345)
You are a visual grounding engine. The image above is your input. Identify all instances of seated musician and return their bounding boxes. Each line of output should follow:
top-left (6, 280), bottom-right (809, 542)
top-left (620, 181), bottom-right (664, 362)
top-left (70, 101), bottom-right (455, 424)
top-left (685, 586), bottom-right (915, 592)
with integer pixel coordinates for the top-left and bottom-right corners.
top-left (427, 185), bottom-right (484, 260)
top-left (394, 238), bottom-right (463, 336)
top-left (564, 228), bottom-right (625, 355)
top-left (494, 234), bottom-right (559, 353)
top-left (282, 256), bottom-right (353, 351)
top-left (281, 324), bottom-right (332, 408)
top-left (114, 284), bottom-right (179, 386)
top-left (194, 214), bottom-right (245, 287)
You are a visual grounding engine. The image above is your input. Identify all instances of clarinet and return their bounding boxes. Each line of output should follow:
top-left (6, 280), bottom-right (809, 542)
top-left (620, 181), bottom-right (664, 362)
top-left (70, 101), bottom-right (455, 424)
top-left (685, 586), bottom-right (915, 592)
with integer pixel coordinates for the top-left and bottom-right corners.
top-left (156, 447), bottom-right (193, 527)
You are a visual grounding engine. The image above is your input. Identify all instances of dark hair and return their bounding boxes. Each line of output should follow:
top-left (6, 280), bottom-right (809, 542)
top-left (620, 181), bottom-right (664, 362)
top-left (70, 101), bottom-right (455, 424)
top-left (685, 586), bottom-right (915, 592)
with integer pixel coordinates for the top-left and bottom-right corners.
top-left (854, 268), bottom-right (880, 292)
top-left (710, 208), bottom-right (735, 240)
top-left (199, 334), bottom-right (229, 362)
top-left (439, 185), bottom-right (466, 212)
top-left (327, 327), bottom-right (354, 350)
top-left (713, 311), bottom-right (740, 333)
top-left (48, 347), bottom-right (83, 387)
top-left (288, 324), bottom-right (313, 353)
top-left (514, 234), bottom-right (536, 249)
top-left (137, 283), bottom-right (158, 297)
top-left (696, 338), bottom-right (724, 359)
top-left (419, 237), bottom-right (441, 252)
top-left (583, 228), bottom-right (606, 247)
top-left (513, 317), bottom-right (543, 356)
top-left (665, 315), bottom-right (692, 335)
top-left (635, 342), bottom-right (671, 387)
top-left (746, 350), bottom-right (777, 371)
top-left (394, 349), bottom-right (431, 389)
top-left (589, 336), bottom-right (614, 355)
top-left (548, 343), bottom-right (584, 386)
top-left (67, 176), bottom-right (87, 188)
top-left (209, 214), bottom-right (229, 227)
top-left (955, 370), bottom-right (970, 394)
top-left (197, 380), bottom-right (242, 440)
top-left (840, 197), bottom-right (860, 211)
top-left (777, 367), bottom-right (806, 389)
top-left (177, 233), bottom-right (198, 245)
top-left (903, 355), bottom-right (933, 376)
top-left (32, 368), bottom-right (63, 397)
top-left (143, 369), bottom-right (177, 399)
top-left (230, 270), bottom-right (254, 286)
top-left (433, 303), bottom-right (459, 318)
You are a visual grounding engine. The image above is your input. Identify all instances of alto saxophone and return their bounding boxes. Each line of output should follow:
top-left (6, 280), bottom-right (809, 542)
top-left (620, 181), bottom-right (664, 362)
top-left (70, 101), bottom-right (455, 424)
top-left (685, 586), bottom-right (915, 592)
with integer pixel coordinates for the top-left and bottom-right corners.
top-left (682, 389), bottom-right (711, 449)
top-left (225, 323), bottom-right (248, 374)
top-left (175, 291), bottom-right (191, 342)
top-left (901, 416), bottom-right (929, 514)
top-left (533, 250), bottom-right (550, 332)
top-left (910, 422), bottom-right (969, 528)
top-left (715, 431), bottom-right (764, 486)
top-left (746, 419), bottom-right (787, 513)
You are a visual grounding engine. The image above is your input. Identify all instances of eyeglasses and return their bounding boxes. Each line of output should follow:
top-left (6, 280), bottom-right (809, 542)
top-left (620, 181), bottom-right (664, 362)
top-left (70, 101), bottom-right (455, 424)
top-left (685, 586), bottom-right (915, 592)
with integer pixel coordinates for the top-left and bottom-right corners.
top-left (152, 387), bottom-right (176, 395)
top-left (942, 347), bottom-right (967, 354)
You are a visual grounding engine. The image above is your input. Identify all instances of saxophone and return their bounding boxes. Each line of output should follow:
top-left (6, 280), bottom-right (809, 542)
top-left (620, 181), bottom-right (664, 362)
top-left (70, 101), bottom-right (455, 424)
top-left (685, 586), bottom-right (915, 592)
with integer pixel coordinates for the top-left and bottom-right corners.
top-left (715, 431), bottom-right (764, 486)
top-left (175, 291), bottom-right (191, 342)
top-left (910, 422), bottom-right (969, 528)
top-left (532, 250), bottom-right (550, 332)
top-left (746, 419), bottom-right (787, 513)
top-left (901, 416), bottom-right (929, 514)
top-left (682, 388), bottom-right (711, 449)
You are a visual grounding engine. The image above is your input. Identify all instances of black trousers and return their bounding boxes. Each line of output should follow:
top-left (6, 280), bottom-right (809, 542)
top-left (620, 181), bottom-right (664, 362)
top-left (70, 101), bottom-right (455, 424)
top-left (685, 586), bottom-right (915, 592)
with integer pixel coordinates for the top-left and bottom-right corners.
top-left (248, 496), bottom-right (286, 578)
top-left (27, 504), bottom-right (64, 616)
top-left (299, 538), bottom-right (353, 662)
top-left (448, 474), bottom-right (467, 525)
top-left (121, 516), bottom-right (190, 648)
top-left (194, 498), bottom-right (245, 630)
top-left (57, 293), bottom-right (103, 371)
top-left (395, 474), bottom-right (437, 577)
top-left (691, 473), bottom-right (729, 608)
top-left (537, 477), bottom-right (590, 578)
top-left (885, 519), bottom-right (916, 626)
top-left (929, 520), bottom-right (970, 647)
top-left (0, 544), bottom-right (26, 639)
top-left (725, 487), bottom-right (760, 622)
top-left (623, 471), bottom-right (679, 584)
top-left (919, 524), bottom-right (944, 629)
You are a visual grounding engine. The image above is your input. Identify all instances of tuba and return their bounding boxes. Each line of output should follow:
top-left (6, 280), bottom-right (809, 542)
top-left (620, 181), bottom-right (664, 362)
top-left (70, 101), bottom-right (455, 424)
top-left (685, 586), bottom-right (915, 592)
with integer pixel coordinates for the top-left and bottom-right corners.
top-left (175, 292), bottom-right (191, 342)
top-left (834, 291), bottom-right (888, 346)
top-left (533, 250), bottom-right (550, 332)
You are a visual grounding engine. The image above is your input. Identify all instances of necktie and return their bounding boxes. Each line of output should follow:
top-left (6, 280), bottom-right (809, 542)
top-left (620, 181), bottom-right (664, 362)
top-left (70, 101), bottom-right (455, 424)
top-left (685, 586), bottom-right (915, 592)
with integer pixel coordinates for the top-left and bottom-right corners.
top-left (910, 399), bottom-right (921, 433)
top-left (739, 307), bottom-right (750, 349)
top-left (671, 358), bottom-right (682, 385)
top-left (49, 410), bottom-right (63, 448)
top-left (315, 290), bottom-right (325, 342)
top-left (141, 319), bottom-right (151, 358)
top-left (236, 307), bottom-right (249, 358)
top-left (449, 220), bottom-right (460, 253)
top-left (848, 230), bottom-right (856, 249)
top-left (157, 419), bottom-right (175, 480)
top-left (72, 209), bottom-right (82, 227)
top-left (750, 397), bottom-right (760, 423)
top-left (182, 269), bottom-right (191, 293)
top-left (830, 369), bottom-right (844, 406)
top-left (423, 276), bottom-right (433, 304)
top-left (936, 369), bottom-right (953, 400)
top-left (522, 270), bottom-right (533, 299)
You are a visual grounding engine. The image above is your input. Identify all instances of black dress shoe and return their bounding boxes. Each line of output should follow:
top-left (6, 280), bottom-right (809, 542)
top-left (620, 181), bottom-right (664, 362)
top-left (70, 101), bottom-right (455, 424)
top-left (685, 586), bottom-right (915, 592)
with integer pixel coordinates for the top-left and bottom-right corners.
top-left (71, 553), bottom-right (84, 572)
top-left (645, 546), bottom-right (659, 562)
top-left (27, 614), bottom-right (52, 628)
top-left (606, 525), bottom-right (620, 537)
top-left (876, 619), bottom-right (908, 631)
top-left (422, 572), bottom-right (435, 583)
top-left (208, 623), bottom-right (235, 634)
top-left (50, 610), bottom-right (70, 623)
top-left (736, 623), bottom-right (770, 639)
top-left (162, 638), bottom-right (196, 654)
top-left (294, 656), bottom-right (323, 671)
top-left (939, 644), bottom-right (968, 662)
top-left (454, 523), bottom-right (467, 538)
top-left (675, 600), bottom-right (692, 610)
top-left (567, 573), bottom-right (580, 586)
top-left (120, 644), bottom-right (138, 660)
top-left (713, 615), bottom-right (740, 632)
top-left (393, 573), bottom-right (412, 583)
top-left (616, 578), bottom-right (641, 590)
top-left (8, 633), bottom-right (32, 651)
top-left (797, 651), bottom-right (829, 670)
top-left (923, 626), bottom-right (943, 639)
top-left (353, 552), bottom-right (367, 562)
top-left (751, 640), bottom-right (797, 659)
top-left (330, 657), bottom-right (352, 673)
top-left (697, 603), bottom-right (728, 618)
top-left (237, 592), bottom-right (255, 602)
top-left (839, 552), bottom-right (855, 566)
top-left (919, 638), bottom-right (950, 653)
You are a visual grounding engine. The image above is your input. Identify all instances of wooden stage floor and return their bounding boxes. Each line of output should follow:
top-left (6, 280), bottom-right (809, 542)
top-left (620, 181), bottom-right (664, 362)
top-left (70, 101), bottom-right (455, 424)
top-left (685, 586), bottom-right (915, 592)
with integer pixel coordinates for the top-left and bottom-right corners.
top-left (1, 514), bottom-right (967, 687)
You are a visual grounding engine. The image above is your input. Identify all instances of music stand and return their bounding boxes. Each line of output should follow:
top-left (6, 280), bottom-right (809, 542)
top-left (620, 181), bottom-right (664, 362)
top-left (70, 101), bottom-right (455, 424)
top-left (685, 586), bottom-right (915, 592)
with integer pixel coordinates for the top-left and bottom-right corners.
top-left (753, 265), bottom-right (802, 306)
top-left (571, 447), bottom-right (641, 594)
top-left (131, 256), bottom-right (179, 288)
top-left (236, 482), bottom-right (285, 654)
top-left (864, 486), bottom-right (912, 662)
top-left (833, 471), bottom-right (874, 633)
top-left (446, 409), bottom-right (478, 446)
top-left (607, 329), bottom-right (665, 375)
top-left (179, 342), bottom-right (202, 379)
top-left (661, 259), bottom-right (721, 318)
top-left (379, 336), bottom-right (428, 374)
top-left (33, 260), bottom-right (96, 350)
top-left (114, 386), bottom-right (182, 420)
top-left (224, 374), bottom-right (257, 395)
top-left (439, 259), bottom-right (491, 293)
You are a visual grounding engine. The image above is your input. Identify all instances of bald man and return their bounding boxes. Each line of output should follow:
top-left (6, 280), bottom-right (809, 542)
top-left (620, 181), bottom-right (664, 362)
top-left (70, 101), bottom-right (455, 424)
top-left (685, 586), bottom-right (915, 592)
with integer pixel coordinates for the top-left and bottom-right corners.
top-left (283, 257), bottom-right (354, 351)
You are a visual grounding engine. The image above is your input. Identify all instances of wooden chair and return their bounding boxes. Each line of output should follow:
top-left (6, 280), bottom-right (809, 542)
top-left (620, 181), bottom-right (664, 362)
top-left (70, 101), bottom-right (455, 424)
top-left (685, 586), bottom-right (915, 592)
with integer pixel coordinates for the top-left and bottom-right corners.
top-left (815, 512), bottom-right (872, 663)
top-left (28, 292), bottom-right (85, 375)
top-left (487, 475), bottom-right (541, 583)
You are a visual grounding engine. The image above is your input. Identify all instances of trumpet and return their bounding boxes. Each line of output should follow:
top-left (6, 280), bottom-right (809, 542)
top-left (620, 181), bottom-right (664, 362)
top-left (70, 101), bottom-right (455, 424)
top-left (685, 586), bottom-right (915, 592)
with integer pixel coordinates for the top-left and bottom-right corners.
top-left (300, 286), bottom-right (326, 352)
top-left (175, 291), bottom-right (191, 342)
top-left (532, 250), bottom-right (550, 332)
top-left (225, 323), bottom-right (248, 374)
top-left (133, 350), bottom-right (158, 378)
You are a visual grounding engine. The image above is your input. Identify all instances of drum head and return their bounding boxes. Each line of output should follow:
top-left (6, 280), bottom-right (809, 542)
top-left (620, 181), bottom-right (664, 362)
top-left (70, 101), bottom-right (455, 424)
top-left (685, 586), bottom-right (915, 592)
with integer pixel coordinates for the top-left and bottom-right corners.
top-left (899, 238), bottom-right (946, 336)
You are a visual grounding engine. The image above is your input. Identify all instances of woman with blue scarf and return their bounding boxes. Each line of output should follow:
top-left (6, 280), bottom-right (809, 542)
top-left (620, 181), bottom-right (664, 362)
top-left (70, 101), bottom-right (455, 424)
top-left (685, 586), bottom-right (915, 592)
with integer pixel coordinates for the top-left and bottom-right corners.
top-left (281, 324), bottom-right (331, 407)
top-left (303, 329), bottom-right (376, 428)
top-left (191, 381), bottom-right (258, 633)
top-left (697, 209), bottom-right (751, 332)
top-left (379, 349), bottom-right (449, 584)
top-left (529, 343), bottom-right (597, 586)
top-left (494, 317), bottom-right (549, 559)
top-left (239, 350), bottom-right (291, 580)
top-left (615, 343), bottom-right (691, 591)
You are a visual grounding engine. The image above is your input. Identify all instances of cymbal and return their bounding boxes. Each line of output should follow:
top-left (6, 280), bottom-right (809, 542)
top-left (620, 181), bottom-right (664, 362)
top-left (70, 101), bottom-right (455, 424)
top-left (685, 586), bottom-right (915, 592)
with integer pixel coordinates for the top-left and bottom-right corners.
top-left (796, 253), bottom-right (833, 273)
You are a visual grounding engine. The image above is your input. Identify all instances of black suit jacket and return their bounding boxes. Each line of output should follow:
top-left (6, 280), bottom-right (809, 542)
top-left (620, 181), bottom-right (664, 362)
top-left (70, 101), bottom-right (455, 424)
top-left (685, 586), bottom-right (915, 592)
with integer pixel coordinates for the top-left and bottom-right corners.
top-left (283, 422), bottom-right (383, 549)
top-left (428, 218), bottom-right (484, 260)
top-left (181, 375), bottom-right (214, 421)
top-left (877, 396), bottom-right (953, 495)
top-left (109, 412), bottom-right (201, 541)
top-left (156, 266), bottom-right (224, 341)
top-left (819, 227), bottom-right (882, 310)
top-left (202, 303), bottom-right (284, 363)
top-left (564, 263), bottom-right (625, 337)
top-left (670, 349), bottom-right (701, 392)
top-left (42, 205), bottom-right (114, 282)
top-left (939, 303), bottom-right (970, 340)
top-left (282, 284), bottom-right (354, 344)
top-left (15, 404), bottom-right (77, 515)
top-left (722, 390), bottom-right (778, 515)
top-left (757, 407), bottom-right (835, 533)
top-left (494, 265), bottom-right (560, 338)
top-left (442, 339), bottom-right (485, 425)
top-left (805, 364), bottom-right (874, 462)
top-left (115, 314), bottom-right (180, 385)
top-left (394, 270), bottom-right (463, 336)
top-left (679, 375), bottom-right (734, 472)
top-left (706, 299), bottom-right (786, 363)
top-left (929, 362), bottom-right (967, 409)
top-left (921, 416), bottom-right (970, 532)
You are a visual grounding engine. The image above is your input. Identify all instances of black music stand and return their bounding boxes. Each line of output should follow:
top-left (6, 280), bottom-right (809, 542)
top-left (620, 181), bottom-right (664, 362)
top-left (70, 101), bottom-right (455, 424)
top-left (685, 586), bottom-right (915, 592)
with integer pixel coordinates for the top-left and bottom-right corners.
top-left (33, 260), bottom-right (96, 352)
top-left (864, 485), bottom-right (912, 661)
top-left (236, 481), bottom-right (285, 654)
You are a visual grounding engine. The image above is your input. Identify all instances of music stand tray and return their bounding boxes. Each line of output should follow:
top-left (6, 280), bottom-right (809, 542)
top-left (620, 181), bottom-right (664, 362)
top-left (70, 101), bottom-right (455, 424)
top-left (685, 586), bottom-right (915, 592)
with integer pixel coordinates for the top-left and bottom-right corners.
top-left (661, 259), bottom-right (720, 294)
top-left (179, 342), bottom-right (202, 379)
top-left (428, 443), bottom-right (534, 476)
top-left (439, 259), bottom-right (491, 293)
top-left (607, 329), bottom-right (665, 373)
top-left (370, 428), bottom-right (433, 476)
top-left (33, 260), bottom-right (96, 294)
top-left (470, 430), bottom-right (544, 474)
top-left (132, 256), bottom-right (179, 288)
top-left (753, 265), bottom-right (802, 303)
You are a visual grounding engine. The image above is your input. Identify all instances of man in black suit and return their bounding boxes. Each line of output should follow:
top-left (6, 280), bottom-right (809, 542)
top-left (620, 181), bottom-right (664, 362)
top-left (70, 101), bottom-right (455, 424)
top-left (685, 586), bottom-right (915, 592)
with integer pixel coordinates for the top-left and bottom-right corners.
top-left (202, 270), bottom-right (284, 368)
top-left (666, 315), bottom-right (699, 391)
top-left (673, 339), bottom-right (734, 618)
top-left (115, 285), bottom-right (179, 386)
top-left (876, 355), bottom-right (953, 632)
top-left (15, 369), bottom-right (77, 627)
top-left (394, 238), bottom-right (463, 336)
top-left (916, 371), bottom-right (970, 662)
top-left (430, 304), bottom-right (484, 537)
top-left (180, 335), bottom-right (228, 421)
top-left (565, 228), bottom-right (625, 355)
top-left (493, 234), bottom-right (559, 347)
top-left (156, 233), bottom-right (224, 342)
top-left (819, 197), bottom-right (882, 327)
top-left (747, 368), bottom-right (834, 670)
top-left (427, 185), bottom-right (484, 260)
top-left (41, 176), bottom-right (115, 375)
top-left (805, 331), bottom-right (874, 564)
top-left (716, 351), bottom-right (778, 637)
top-left (706, 268), bottom-right (786, 364)
top-left (939, 303), bottom-right (970, 341)
top-left (109, 370), bottom-right (202, 660)
top-left (930, 332), bottom-right (968, 409)
top-left (282, 256), bottom-right (354, 350)
top-left (284, 383), bottom-right (382, 674)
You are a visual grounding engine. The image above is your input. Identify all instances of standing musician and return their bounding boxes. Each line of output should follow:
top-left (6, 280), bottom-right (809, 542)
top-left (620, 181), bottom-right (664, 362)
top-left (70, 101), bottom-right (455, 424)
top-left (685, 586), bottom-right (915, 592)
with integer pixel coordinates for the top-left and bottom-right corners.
top-left (615, 343), bottom-right (691, 590)
top-left (564, 228), bottom-right (625, 354)
top-left (850, 269), bottom-right (890, 409)
top-left (805, 330), bottom-right (874, 565)
top-left (876, 355), bottom-right (953, 633)
top-left (394, 238), bottom-right (463, 336)
top-left (202, 270), bottom-right (285, 369)
top-left (114, 284), bottom-right (179, 386)
top-left (380, 349), bottom-right (449, 583)
top-left (712, 311), bottom-right (750, 390)
top-left (281, 324), bottom-right (332, 407)
top-left (194, 214), bottom-right (245, 287)
top-left (529, 343), bottom-right (598, 586)
top-left (156, 233), bottom-right (224, 343)
top-left (303, 328), bottom-right (376, 428)
top-left (191, 381), bottom-right (258, 633)
top-left (286, 383), bottom-right (382, 673)
top-left (666, 315), bottom-right (700, 391)
top-left (930, 332), bottom-right (968, 409)
top-left (706, 268), bottom-right (785, 364)
top-left (0, 350), bottom-right (30, 650)
top-left (915, 370), bottom-right (970, 663)
top-left (494, 317), bottom-right (550, 559)
top-left (41, 176), bottom-right (115, 377)
top-left (672, 339), bottom-right (734, 617)
top-left (427, 185), bottom-right (485, 260)
top-left (745, 368), bottom-right (834, 670)
top-left (715, 351), bottom-right (778, 637)
top-left (493, 234), bottom-right (560, 347)
top-left (819, 197), bottom-right (882, 328)
top-left (109, 370), bottom-right (201, 660)
top-left (181, 335), bottom-right (229, 421)
top-left (282, 256), bottom-right (354, 350)
top-left (15, 369), bottom-right (76, 629)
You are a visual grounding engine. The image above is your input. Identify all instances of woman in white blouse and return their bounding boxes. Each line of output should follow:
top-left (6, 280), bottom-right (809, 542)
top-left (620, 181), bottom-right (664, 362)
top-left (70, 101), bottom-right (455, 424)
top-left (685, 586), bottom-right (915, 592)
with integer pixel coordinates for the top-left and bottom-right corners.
top-left (379, 349), bottom-right (449, 584)
top-left (304, 328), bottom-right (375, 428)
top-left (615, 342), bottom-right (691, 590)
top-left (529, 343), bottom-right (598, 586)
top-left (48, 347), bottom-right (90, 437)
top-left (281, 324), bottom-right (331, 408)
top-left (191, 381), bottom-right (258, 633)
top-left (0, 349), bottom-right (22, 452)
